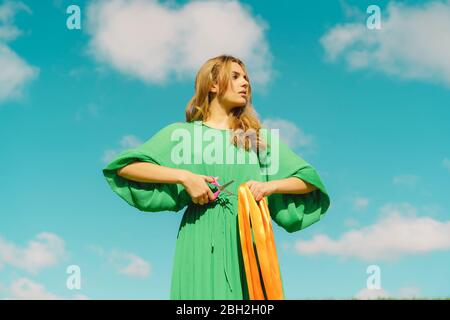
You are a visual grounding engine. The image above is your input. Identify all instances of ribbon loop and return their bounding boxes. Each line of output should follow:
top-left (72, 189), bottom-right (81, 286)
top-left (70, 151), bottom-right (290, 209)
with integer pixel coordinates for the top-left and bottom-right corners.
top-left (237, 184), bottom-right (284, 300)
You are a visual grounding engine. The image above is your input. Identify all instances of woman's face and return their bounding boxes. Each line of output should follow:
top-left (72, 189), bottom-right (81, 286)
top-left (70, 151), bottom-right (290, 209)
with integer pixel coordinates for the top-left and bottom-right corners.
top-left (211, 62), bottom-right (249, 109)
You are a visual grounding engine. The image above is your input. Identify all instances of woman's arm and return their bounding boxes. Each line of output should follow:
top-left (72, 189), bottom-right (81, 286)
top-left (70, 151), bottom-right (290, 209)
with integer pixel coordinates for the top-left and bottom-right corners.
top-left (270, 177), bottom-right (318, 194)
top-left (246, 177), bottom-right (318, 202)
top-left (117, 162), bottom-right (216, 205)
top-left (117, 162), bottom-right (187, 184)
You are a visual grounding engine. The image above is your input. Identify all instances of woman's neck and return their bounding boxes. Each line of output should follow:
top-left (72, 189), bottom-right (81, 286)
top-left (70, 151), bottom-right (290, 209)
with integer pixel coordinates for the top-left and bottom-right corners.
top-left (204, 100), bottom-right (232, 129)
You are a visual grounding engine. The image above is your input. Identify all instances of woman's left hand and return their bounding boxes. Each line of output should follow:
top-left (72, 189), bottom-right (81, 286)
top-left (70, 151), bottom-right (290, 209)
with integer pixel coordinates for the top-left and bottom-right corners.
top-left (245, 180), bottom-right (277, 202)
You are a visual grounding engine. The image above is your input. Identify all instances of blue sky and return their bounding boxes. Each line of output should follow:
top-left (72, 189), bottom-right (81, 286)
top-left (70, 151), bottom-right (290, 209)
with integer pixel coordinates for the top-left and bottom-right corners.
top-left (1, 0), bottom-right (449, 299)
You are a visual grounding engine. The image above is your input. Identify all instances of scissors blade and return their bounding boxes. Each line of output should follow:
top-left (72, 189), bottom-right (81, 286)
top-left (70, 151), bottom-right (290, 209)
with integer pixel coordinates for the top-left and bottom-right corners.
top-left (218, 179), bottom-right (234, 190)
top-left (223, 189), bottom-right (235, 196)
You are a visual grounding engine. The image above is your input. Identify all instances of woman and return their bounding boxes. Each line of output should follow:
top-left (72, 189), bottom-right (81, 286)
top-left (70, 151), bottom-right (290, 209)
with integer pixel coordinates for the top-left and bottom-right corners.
top-left (102, 54), bottom-right (331, 299)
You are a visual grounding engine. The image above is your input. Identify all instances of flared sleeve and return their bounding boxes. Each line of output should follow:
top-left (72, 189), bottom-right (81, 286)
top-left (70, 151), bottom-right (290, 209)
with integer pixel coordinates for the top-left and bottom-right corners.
top-left (102, 123), bottom-right (190, 213)
top-left (259, 129), bottom-right (331, 233)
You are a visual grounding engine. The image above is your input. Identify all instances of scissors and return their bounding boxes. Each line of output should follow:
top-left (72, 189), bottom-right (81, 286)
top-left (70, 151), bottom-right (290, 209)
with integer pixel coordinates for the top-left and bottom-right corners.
top-left (207, 177), bottom-right (236, 200)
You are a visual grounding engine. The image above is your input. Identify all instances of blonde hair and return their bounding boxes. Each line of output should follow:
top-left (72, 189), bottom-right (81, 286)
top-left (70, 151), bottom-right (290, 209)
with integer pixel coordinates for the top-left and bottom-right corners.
top-left (185, 54), bottom-right (267, 152)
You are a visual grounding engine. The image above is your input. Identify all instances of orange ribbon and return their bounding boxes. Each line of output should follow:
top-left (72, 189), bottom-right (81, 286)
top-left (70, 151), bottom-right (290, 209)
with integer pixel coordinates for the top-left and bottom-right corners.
top-left (237, 184), bottom-right (284, 300)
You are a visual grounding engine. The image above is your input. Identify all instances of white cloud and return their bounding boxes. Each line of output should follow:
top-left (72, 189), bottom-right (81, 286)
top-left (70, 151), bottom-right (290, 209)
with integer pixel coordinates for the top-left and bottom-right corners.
top-left (393, 174), bottom-right (419, 187)
top-left (0, 2), bottom-right (38, 103)
top-left (262, 118), bottom-right (314, 150)
top-left (3, 278), bottom-right (88, 300)
top-left (85, 0), bottom-right (272, 86)
top-left (0, 281), bottom-right (7, 296)
top-left (339, 0), bottom-right (366, 20)
top-left (102, 149), bottom-right (120, 164)
top-left (344, 218), bottom-right (359, 228)
top-left (8, 278), bottom-right (60, 300)
top-left (443, 158), bottom-right (450, 172)
top-left (320, 1), bottom-right (450, 88)
top-left (353, 285), bottom-right (422, 300)
top-left (0, 233), bottom-right (66, 274)
top-left (397, 286), bottom-right (421, 299)
top-left (91, 246), bottom-right (151, 278)
top-left (0, 1), bottom-right (30, 40)
top-left (120, 135), bottom-right (142, 149)
top-left (102, 134), bottom-right (143, 163)
top-left (295, 202), bottom-right (450, 262)
top-left (353, 197), bottom-right (369, 210)
top-left (114, 252), bottom-right (151, 278)
top-left (354, 287), bottom-right (390, 300)
top-left (75, 102), bottom-right (100, 121)
top-left (87, 244), bottom-right (106, 256)
top-left (0, 20), bottom-right (21, 40)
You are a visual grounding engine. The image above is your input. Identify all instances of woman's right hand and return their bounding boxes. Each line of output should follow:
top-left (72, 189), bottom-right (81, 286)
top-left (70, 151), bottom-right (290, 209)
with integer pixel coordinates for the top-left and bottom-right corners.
top-left (179, 170), bottom-right (216, 205)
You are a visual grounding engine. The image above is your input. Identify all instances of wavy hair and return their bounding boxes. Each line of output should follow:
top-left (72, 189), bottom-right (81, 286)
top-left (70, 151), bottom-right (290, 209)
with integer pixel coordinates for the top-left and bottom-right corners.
top-left (185, 54), bottom-right (266, 153)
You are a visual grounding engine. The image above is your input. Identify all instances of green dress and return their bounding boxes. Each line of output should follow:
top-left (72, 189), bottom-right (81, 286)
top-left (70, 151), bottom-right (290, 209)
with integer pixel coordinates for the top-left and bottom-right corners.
top-left (102, 120), bottom-right (331, 299)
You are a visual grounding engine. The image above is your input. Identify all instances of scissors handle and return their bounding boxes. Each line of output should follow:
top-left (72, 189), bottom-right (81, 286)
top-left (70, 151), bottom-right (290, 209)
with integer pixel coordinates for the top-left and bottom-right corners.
top-left (207, 177), bottom-right (236, 200)
top-left (207, 177), bottom-right (221, 200)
